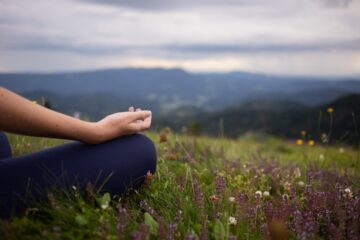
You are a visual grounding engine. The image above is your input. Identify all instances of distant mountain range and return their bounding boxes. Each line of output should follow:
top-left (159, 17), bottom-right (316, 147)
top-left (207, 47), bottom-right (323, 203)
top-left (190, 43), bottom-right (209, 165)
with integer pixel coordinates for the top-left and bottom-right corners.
top-left (1, 68), bottom-right (359, 144)
top-left (1, 68), bottom-right (360, 117)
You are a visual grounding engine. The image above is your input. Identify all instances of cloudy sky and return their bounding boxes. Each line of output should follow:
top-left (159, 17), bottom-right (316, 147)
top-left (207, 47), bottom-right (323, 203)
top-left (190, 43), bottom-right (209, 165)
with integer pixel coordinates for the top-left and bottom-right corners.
top-left (0, 0), bottom-right (359, 76)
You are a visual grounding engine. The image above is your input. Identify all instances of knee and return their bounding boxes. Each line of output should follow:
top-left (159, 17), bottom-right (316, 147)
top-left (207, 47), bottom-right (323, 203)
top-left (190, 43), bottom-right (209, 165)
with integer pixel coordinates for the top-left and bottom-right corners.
top-left (110, 133), bottom-right (157, 174)
top-left (131, 134), bottom-right (157, 174)
top-left (104, 134), bottom-right (157, 194)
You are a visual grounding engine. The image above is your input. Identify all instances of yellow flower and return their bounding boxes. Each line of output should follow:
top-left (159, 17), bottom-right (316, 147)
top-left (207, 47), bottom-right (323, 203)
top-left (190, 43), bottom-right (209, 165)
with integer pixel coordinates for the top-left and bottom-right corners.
top-left (327, 107), bottom-right (334, 113)
top-left (308, 140), bottom-right (315, 146)
top-left (296, 139), bottom-right (303, 145)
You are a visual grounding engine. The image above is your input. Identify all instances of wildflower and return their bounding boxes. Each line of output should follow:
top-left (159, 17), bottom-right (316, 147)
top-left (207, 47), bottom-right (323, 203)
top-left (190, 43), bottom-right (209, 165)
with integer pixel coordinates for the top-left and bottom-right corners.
top-left (344, 188), bottom-right (353, 198)
top-left (166, 152), bottom-right (177, 161)
top-left (282, 194), bottom-right (289, 200)
top-left (193, 178), bottom-right (205, 216)
top-left (209, 194), bottom-right (220, 203)
top-left (159, 132), bottom-right (168, 143)
top-left (339, 147), bottom-right (344, 153)
top-left (144, 170), bottom-right (155, 186)
top-left (228, 216), bottom-right (237, 225)
top-left (301, 130), bottom-right (306, 136)
top-left (319, 154), bottom-right (325, 161)
top-left (185, 234), bottom-right (197, 240)
top-left (164, 127), bottom-right (171, 134)
top-left (25, 207), bottom-right (39, 216)
top-left (296, 139), bottom-right (303, 145)
top-left (255, 191), bottom-right (262, 198)
top-left (308, 140), bottom-right (315, 147)
top-left (72, 185), bottom-right (77, 191)
top-left (215, 175), bottom-right (226, 195)
top-left (263, 191), bottom-right (270, 197)
top-left (321, 133), bottom-right (329, 143)
top-left (228, 196), bottom-right (235, 202)
top-left (293, 168), bottom-right (301, 178)
top-left (283, 181), bottom-right (291, 192)
top-left (297, 181), bottom-right (305, 187)
top-left (327, 107), bottom-right (334, 113)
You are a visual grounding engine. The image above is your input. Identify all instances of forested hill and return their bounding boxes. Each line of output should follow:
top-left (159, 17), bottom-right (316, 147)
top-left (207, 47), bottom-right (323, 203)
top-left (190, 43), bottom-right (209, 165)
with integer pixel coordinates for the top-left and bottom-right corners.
top-left (156, 94), bottom-right (360, 145)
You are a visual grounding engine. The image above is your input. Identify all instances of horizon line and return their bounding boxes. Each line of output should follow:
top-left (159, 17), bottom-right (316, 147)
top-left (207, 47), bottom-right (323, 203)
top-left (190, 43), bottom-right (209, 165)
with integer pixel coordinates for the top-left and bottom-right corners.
top-left (0, 66), bottom-right (359, 80)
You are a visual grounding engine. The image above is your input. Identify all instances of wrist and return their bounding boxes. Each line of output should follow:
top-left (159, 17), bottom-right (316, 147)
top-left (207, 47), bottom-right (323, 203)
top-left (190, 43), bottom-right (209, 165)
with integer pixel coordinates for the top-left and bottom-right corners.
top-left (78, 121), bottom-right (106, 144)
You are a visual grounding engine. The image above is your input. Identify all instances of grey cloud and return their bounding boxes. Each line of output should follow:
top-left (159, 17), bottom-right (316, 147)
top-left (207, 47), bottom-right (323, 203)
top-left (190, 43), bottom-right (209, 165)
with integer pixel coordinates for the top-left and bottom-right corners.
top-left (81, 0), bottom-right (357, 10)
top-left (4, 36), bottom-right (360, 56)
top-left (80, 0), bottom-right (267, 10)
top-left (319, 0), bottom-right (354, 7)
top-left (165, 40), bottom-right (360, 54)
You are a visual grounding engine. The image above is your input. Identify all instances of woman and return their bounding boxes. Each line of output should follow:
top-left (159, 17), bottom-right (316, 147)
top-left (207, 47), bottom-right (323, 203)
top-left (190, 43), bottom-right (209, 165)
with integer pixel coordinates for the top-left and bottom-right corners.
top-left (0, 87), bottom-right (157, 218)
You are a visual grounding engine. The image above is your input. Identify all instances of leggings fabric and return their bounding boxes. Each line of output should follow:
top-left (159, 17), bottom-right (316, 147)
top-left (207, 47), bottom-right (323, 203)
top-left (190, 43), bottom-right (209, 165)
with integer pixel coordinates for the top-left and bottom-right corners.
top-left (0, 132), bottom-right (157, 218)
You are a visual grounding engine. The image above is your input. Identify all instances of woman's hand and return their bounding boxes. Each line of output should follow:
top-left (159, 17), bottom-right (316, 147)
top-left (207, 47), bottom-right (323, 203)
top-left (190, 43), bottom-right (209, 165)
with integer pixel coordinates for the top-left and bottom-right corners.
top-left (91, 107), bottom-right (152, 144)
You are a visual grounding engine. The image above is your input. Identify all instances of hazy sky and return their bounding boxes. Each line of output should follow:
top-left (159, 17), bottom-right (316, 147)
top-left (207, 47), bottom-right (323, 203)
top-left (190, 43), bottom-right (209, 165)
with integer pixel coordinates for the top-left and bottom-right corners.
top-left (0, 0), bottom-right (359, 76)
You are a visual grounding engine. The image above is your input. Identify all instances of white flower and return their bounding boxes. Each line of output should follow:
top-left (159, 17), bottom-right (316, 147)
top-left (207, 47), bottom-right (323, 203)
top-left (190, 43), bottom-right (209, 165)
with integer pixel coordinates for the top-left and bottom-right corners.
top-left (282, 194), bottom-right (289, 200)
top-left (101, 204), bottom-right (108, 210)
top-left (321, 133), bottom-right (329, 143)
top-left (344, 188), bottom-right (353, 198)
top-left (298, 181), bottom-right (305, 187)
top-left (294, 168), bottom-right (301, 178)
top-left (228, 216), bottom-right (237, 225)
top-left (72, 185), bottom-right (77, 191)
top-left (263, 191), bottom-right (270, 197)
top-left (228, 197), bottom-right (235, 202)
top-left (339, 148), bottom-right (344, 153)
top-left (255, 191), bottom-right (262, 198)
top-left (319, 154), bottom-right (325, 161)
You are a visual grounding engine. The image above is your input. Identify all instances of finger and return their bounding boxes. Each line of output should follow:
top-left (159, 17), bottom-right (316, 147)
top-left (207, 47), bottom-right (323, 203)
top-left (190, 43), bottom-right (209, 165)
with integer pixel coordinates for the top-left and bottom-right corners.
top-left (128, 110), bottom-right (152, 122)
top-left (143, 113), bottom-right (152, 127)
top-left (135, 108), bottom-right (142, 122)
top-left (128, 106), bottom-right (134, 112)
top-left (129, 116), bottom-right (152, 132)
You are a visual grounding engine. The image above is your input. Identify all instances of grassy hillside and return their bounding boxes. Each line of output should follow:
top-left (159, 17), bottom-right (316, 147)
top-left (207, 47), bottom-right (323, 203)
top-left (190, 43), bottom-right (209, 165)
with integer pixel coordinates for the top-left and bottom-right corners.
top-left (1, 131), bottom-right (359, 239)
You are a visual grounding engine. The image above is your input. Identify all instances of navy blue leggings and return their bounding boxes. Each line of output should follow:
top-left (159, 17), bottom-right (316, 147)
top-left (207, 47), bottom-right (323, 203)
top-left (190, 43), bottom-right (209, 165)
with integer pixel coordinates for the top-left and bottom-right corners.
top-left (0, 132), bottom-right (157, 218)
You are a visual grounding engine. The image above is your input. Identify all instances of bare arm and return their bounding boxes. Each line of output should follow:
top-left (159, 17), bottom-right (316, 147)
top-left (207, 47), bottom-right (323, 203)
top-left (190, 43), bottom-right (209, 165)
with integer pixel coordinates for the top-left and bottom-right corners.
top-left (0, 87), bottom-right (152, 144)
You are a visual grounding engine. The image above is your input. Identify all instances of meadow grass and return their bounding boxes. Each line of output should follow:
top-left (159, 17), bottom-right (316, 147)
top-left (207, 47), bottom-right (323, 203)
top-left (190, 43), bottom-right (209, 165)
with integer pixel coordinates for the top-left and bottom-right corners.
top-left (0, 130), bottom-right (359, 239)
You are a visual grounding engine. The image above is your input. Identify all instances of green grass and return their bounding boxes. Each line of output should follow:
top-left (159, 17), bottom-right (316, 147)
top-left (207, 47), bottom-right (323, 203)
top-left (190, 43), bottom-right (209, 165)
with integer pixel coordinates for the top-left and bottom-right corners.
top-left (1, 131), bottom-right (359, 239)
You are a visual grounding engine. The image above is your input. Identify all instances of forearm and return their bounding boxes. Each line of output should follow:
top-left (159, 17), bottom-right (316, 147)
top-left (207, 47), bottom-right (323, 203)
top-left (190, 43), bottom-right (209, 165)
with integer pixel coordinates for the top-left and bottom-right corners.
top-left (0, 87), bottom-right (99, 143)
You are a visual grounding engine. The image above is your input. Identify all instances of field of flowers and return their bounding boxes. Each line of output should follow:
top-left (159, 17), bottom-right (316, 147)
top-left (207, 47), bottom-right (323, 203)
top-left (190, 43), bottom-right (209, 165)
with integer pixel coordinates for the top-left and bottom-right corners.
top-left (1, 129), bottom-right (359, 239)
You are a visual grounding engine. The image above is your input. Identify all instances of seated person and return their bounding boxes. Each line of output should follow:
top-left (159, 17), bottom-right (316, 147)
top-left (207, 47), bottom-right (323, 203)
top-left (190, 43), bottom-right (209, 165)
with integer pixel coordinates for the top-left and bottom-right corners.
top-left (0, 87), bottom-right (157, 218)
